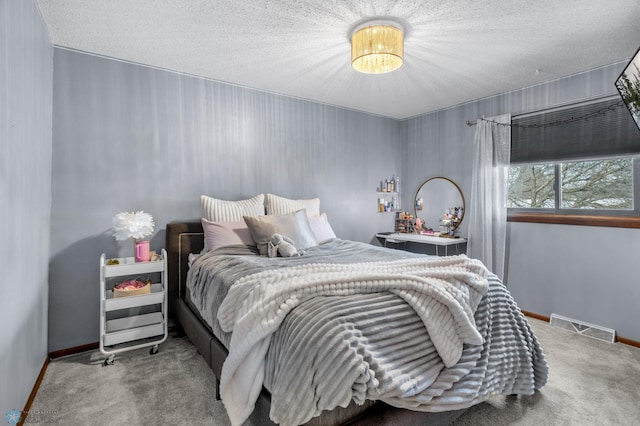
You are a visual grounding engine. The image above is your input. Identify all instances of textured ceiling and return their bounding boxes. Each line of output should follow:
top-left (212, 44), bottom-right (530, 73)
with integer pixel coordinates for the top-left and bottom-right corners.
top-left (36, 0), bottom-right (640, 120)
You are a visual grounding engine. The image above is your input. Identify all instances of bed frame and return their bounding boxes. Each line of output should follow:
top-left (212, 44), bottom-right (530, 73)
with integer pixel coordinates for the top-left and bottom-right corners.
top-left (166, 221), bottom-right (466, 426)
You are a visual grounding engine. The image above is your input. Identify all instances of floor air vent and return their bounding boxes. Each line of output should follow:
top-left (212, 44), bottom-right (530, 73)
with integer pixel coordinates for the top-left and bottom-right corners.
top-left (550, 314), bottom-right (616, 343)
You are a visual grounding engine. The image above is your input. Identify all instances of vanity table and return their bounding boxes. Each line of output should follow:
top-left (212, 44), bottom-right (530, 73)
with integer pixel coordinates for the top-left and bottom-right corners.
top-left (376, 233), bottom-right (467, 256)
top-left (377, 176), bottom-right (468, 256)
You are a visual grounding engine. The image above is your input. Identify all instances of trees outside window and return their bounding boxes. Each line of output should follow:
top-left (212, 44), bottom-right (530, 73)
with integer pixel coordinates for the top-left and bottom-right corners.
top-left (508, 158), bottom-right (635, 212)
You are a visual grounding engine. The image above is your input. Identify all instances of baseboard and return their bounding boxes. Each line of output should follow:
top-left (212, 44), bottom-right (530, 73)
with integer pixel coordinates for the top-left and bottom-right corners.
top-left (616, 336), bottom-right (640, 349)
top-left (521, 310), bottom-right (640, 349)
top-left (520, 310), bottom-right (550, 322)
top-left (17, 356), bottom-right (49, 426)
top-left (48, 341), bottom-right (99, 359)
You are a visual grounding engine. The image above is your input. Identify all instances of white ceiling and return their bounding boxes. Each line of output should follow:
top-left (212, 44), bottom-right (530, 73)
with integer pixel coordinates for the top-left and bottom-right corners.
top-left (36, 0), bottom-right (640, 120)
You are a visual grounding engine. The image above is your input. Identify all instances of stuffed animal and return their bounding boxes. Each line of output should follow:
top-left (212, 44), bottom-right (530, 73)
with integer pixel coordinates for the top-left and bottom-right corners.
top-left (267, 233), bottom-right (301, 257)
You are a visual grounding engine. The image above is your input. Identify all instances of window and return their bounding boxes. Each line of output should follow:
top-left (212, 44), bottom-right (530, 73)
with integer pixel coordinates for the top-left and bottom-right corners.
top-left (508, 163), bottom-right (555, 208)
top-left (508, 96), bottom-right (640, 224)
top-left (508, 157), bottom-right (636, 213)
top-left (561, 158), bottom-right (633, 210)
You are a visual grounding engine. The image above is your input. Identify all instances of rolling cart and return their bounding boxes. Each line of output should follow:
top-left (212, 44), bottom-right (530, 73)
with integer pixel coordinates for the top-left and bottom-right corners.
top-left (99, 249), bottom-right (168, 365)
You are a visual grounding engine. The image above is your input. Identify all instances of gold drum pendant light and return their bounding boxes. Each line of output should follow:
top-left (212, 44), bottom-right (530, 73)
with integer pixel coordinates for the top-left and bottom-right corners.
top-left (351, 21), bottom-right (404, 74)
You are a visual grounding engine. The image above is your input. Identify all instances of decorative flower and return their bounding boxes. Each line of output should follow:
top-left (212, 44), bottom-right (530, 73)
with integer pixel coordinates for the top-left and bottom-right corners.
top-left (441, 207), bottom-right (462, 226)
top-left (441, 210), bottom-right (451, 223)
top-left (112, 211), bottom-right (155, 241)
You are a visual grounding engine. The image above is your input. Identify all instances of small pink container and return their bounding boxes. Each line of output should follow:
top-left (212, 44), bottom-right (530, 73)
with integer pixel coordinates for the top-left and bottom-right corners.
top-left (135, 240), bottom-right (150, 262)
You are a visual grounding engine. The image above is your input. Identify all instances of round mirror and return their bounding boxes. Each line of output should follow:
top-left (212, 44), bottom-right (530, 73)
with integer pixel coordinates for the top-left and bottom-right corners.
top-left (414, 177), bottom-right (465, 235)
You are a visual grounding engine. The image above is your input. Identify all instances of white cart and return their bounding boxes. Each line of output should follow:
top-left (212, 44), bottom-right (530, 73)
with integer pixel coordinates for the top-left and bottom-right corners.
top-left (99, 249), bottom-right (168, 365)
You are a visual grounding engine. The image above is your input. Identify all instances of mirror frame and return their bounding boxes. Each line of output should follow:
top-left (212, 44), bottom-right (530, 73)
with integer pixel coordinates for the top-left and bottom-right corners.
top-left (413, 176), bottom-right (466, 233)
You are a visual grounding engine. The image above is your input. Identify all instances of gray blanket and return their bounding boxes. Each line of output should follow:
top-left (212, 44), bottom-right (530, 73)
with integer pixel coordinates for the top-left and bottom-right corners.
top-left (187, 239), bottom-right (548, 425)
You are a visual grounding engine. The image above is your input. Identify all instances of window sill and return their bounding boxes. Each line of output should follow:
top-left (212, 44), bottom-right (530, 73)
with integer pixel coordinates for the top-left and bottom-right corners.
top-left (507, 212), bottom-right (640, 229)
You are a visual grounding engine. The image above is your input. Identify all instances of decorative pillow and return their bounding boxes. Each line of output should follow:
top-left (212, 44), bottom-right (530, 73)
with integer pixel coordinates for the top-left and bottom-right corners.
top-left (244, 209), bottom-right (318, 255)
top-left (201, 194), bottom-right (265, 222)
top-left (308, 213), bottom-right (337, 243)
top-left (201, 218), bottom-right (255, 252)
top-left (265, 193), bottom-right (320, 217)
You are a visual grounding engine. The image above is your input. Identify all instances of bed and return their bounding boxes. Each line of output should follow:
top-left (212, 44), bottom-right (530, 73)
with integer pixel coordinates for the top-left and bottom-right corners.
top-left (166, 195), bottom-right (547, 425)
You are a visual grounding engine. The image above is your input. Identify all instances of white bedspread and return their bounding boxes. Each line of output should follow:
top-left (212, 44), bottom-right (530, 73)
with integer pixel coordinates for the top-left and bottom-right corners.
top-left (216, 255), bottom-right (489, 426)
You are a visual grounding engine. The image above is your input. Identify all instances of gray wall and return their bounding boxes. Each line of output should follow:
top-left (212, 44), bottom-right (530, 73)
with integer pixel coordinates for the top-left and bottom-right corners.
top-left (47, 41), bottom-right (640, 351)
top-left (507, 223), bottom-right (640, 340)
top-left (49, 49), bottom-right (403, 352)
top-left (404, 61), bottom-right (640, 341)
top-left (0, 0), bottom-right (53, 415)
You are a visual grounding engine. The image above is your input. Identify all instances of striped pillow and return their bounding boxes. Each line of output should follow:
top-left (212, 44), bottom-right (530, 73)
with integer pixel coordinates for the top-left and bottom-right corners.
top-left (200, 194), bottom-right (265, 222)
top-left (265, 193), bottom-right (320, 217)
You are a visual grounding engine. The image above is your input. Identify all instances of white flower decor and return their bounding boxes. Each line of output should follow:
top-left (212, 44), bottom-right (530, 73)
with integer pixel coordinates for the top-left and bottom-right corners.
top-left (112, 211), bottom-right (155, 241)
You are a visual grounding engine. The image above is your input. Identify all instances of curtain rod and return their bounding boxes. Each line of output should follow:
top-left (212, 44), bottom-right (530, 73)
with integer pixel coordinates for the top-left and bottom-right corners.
top-left (464, 94), bottom-right (620, 127)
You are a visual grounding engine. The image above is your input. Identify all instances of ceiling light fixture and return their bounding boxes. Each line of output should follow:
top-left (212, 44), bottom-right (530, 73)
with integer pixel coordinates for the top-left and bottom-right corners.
top-left (351, 20), bottom-right (404, 74)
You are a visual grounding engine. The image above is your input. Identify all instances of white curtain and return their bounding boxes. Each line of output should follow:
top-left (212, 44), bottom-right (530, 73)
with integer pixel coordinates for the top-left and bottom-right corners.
top-left (466, 114), bottom-right (511, 280)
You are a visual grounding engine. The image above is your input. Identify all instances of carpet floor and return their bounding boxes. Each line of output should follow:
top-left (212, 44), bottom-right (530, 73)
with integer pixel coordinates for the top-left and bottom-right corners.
top-left (27, 318), bottom-right (640, 425)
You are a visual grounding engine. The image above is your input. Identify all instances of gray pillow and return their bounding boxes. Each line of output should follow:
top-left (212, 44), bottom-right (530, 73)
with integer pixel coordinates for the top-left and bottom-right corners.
top-left (244, 209), bottom-right (318, 255)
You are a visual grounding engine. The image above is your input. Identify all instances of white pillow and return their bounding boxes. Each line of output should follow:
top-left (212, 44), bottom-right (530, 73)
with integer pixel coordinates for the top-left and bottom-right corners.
top-left (265, 193), bottom-right (320, 217)
top-left (201, 218), bottom-right (255, 252)
top-left (201, 194), bottom-right (265, 222)
top-left (244, 209), bottom-right (318, 256)
top-left (308, 213), bottom-right (337, 243)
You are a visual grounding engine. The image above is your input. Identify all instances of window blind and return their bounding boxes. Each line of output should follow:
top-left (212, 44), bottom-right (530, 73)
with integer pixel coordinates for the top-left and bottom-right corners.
top-left (510, 97), bottom-right (640, 164)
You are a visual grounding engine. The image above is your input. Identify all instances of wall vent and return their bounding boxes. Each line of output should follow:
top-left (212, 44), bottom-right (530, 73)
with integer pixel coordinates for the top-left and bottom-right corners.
top-left (550, 313), bottom-right (616, 343)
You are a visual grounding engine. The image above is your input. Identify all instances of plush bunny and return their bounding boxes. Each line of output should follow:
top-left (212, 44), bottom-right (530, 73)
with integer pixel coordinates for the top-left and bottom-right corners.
top-left (267, 233), bottom-right (301, 257)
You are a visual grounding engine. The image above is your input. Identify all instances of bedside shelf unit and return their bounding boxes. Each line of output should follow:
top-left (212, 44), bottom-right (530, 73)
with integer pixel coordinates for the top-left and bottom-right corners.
top-left (99, 249), bottom-right (168, 365)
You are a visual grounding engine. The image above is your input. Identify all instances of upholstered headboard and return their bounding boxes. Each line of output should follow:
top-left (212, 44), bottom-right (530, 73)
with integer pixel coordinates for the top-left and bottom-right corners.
top-left (165, 221), bottom-right (204, 318)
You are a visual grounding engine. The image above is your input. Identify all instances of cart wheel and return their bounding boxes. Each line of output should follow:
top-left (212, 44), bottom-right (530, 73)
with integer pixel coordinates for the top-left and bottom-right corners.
top-left (150, 345), bottom-right (159, 355)
top-left (103, 355), bottom-right (115, 366)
